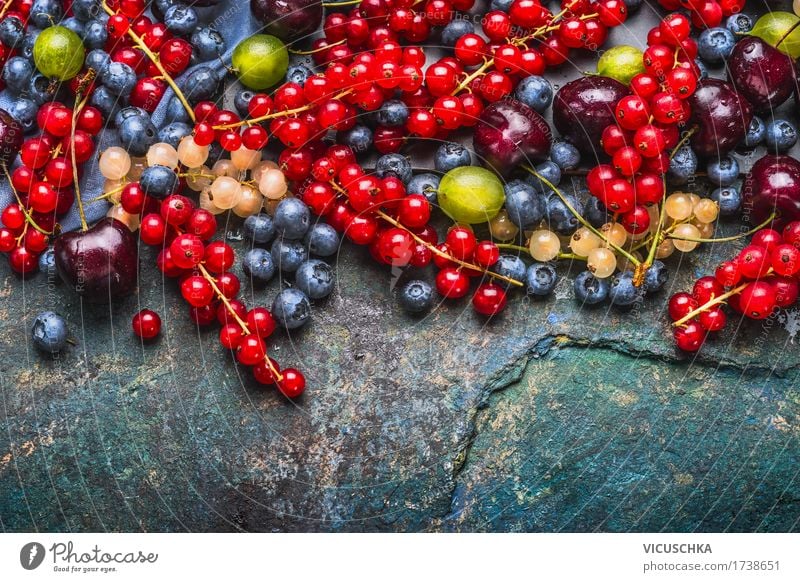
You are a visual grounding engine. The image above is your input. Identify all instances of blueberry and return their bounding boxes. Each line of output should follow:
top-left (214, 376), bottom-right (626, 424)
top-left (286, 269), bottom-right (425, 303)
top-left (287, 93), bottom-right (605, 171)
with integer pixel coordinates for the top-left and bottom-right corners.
top-left (158, 122), bottom-right (192, 148)
top-left (62, 16), bottom-right (85, 36)
top-left (573, 271), bottom-right (609, 305)
top-left (493, 255), bottom-right (527, 288)
top-left (19, 28), bottom-right (39, 59)
top-left (102, 61), bottom-right (137, 96)
top-left (8, 97), bottom-right (38, 133)
top-left (114, 106), bottom-right (147, 128)
top-left (270, 238), bottom-right (308, 273)
top-left (0, 14), bottom-right (24, 48)
top-left (609, 271), bottom-right (643, 308)
top-left (72, 0), bottom-right (101, 21)
top-left (30, 0), bottom-right (63, 29)
top-left (697, 27), bottom-right (735, 65)
top-left (38, 247), bottom-right (57, 278)
top-left (31, 311), bottom-right (67, 353)
top-left (164, 4), bottom-right (198, 36)
top-left (504, 180), bottom-right (544, 229)
top-left (376, 99), bottom-right (409, 127)
top-left (694, 58), bottom-right (709, 79)
top-left (525, 263), bottom-right (558, 297)
top-left (726, 13), bottom-right (753, 34)
top-left (707, 155), bottom-right (739, 187)
top-left (295, 259), bottom-right (335, 299)
top-left (546, 192), bottom-right (582, 235)
top-left (398, 279), bottom-right (435, 313)
top-left (643, 260), bottom-right (668, 294)
top-left (711, 187), bottom-right (741, 217)
top-left (182, 66), bottom-right (220, 104)
top-left (85, 49), bottom-right (110, 75)
top-left (407, 173), bottom-right (440, 204)
top-left (242, 248), bottom-right (276, 285)
top-left (338, 124), bottom-right (372, 154)
top-left (434, 142), bottom-right (471, 173)
top-left (765, 118), bottom-right (797, 153)
top-left (490, 0), bottom-right (513, 10)
top-left (244, 213), bottom-right (276, 244)
top-left (163, 94), bottom-right (191, 123)
top-left (191, 25), bottom-right (225, 62)
top-left (153, 0), bottom-right (178, 20)
top-left (139, 165), bottom-right (178, 199)
top-left (234, 89), bottom-right (255, 117)
top-left (376, 153), bottom-right (413, 183)
top-left (2, 56), bottom-right (33, 94)
top-left (514, 75), bottom-right (553, 113)
top-left (667, 146), bottom-right (697, 185)
top-left (272, 288), bottom-right (311, 330)
top-left (583, 195), bottom-right (610, 227)
top-left (622, 0), bottom-right (643, 10)
top-left (285, 64), bottom-right (312, 85)
top-left (744, 116), bottom-right (766, 147)
top-left (119, 114), bottom-right (158, 157)
top-left (274, 198), bottom-right (310, 240)
top-left (525, 160), bottom-right (561, 192)
top-left (304, 223), bottom-right (340, 257)
top-left (550, 140), bottom-right (580, 170)
top-left (90, 85), bottom-right (121, 119)
top-left (82, 19), bottom-right (108, 50)
top-left (441, 19), bottom-right (474, 46)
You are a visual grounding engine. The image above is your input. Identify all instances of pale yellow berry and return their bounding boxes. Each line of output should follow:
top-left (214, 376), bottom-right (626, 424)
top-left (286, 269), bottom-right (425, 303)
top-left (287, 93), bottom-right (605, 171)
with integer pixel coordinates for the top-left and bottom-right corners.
top-left (210, 176), bottom-right (243, 209)
top-left (258, 168), bottom-right (288, 199)
top-left (146, 142), bottom-right (179, 169)
top-left (655, 238), bottom-right (675, 259)
top-left (177, 136), bottom-right (209, 169)
top-left (99, 147), bottom-right (131, 180)
top-left (251, 161), bottom-right (274, 184)
top-left (107, 205), bottom-right (139, 231)
top-left (104, 179), bottom-right (125, 204)
top-left (232, 185), bottom-right (263, 217)
top-left (617, 250), bottom-right (642, 274)
top-left (693, 198), bottom-right (719, 224)
top-left (665, 193), bottom-right (694, 221)
top-left (697, 221), bottom-right (714, 238)
top-left (672, 223), bottom-right (701, 252)
top-left (688, 193), bottom-right (701, 207)
top-left (200, 186), bottom-right (226, 215)
top-left (569, 227), bottom-right (602, 257)
top-left (212, 159), bottom-right (239, 178)
top-left (528, 229), bottom-right (560, 262)
top-left (186, 165), bottom-right (213, 192)
top-left (601, 222), bottom-right (628, 247)
top-left (127, 157), bottom-right (147, 181)
top-left (647, 205), bottom-right (661, 232)
top-left (231, 146), bottom-right (262, 171)
top-left (488, 210), bottom-right (519, 242)
top-left (587, 247), bottom-right (617, 278)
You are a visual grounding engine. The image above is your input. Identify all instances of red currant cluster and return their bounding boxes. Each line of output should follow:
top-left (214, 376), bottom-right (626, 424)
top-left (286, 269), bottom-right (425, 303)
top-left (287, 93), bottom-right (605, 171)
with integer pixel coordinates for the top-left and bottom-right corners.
top-left (0, 101), bottom-right (104, 274)
top-left (588, 13), bottom-right (701, 236)
top-left (656, 0), bottom-right (744, 29)
top-left (136, 192), bottom-right (306, 397)
top-left (669, 223), bottom-right (800, 352)
top-left (0, 0), bottom-right (33, 91)
top-left (103, 0), bottom-right (194, 113)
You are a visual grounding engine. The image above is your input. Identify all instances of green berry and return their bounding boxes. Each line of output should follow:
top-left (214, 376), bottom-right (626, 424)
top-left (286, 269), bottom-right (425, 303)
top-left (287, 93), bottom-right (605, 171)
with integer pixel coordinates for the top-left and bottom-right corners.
top-left (232, 34), bottom-right (289, 90)
top-left (438, 167), bottom-right (505, 224)
top-left (33, 26), bottom-right (85, 81)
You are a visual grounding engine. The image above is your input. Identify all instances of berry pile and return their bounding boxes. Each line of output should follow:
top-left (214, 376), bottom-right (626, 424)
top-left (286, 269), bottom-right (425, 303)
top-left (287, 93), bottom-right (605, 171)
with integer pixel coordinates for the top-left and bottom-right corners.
top-left (656, 0), bottom-right (744, 29)
top-left (669, 222), bottom-right (800, 352)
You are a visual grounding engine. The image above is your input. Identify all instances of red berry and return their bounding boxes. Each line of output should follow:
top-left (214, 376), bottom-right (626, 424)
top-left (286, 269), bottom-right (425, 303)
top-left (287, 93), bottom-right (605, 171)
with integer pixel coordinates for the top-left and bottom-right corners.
top-left (473, 241), bottom-right (500, 268)
top-left (668, 292), bottom-right (698, 321)
top-left (771, 276), bottom-right (799, 308)
top-left (278, 368), bottom-right (306, 398)
top-left (397, 194), bottom-right (430, 228)
top-left (140, 213), bottom-right (166, 245)
top-left (472, 283), bottom-right (507, 316)
top-left (770, 244), bottom-right (800, 277)
top-left (698, 307), bottom-right (727, 332)
top-left (185, 209), bottom-right (217, 241)
top-left (376, 228), bottom-right (415, 266)
top-left (738, 245), bottom-right (771, 280)
top-left (751, 228), bottom-right (783, 253)
top-left (738, 281), bottom-right (777, 319)
top-left (219, 323), bottom-right (245, 350)
top-left (181, 275), bottom-right (215, 307)
top-left (237, 334), bottom-right (267, 366)
top-left (247, 307), bottom-right (276, 339)
top-left (436, 267), bottom-right (470, 298)
top-left (132, 309), bottom-right (161, 339)
top-left (692, 276), bottom-right (723, 304)
top-left (445, 227), bottom-right (477, 260)
top-left (715, 260), bottom-right (741, 287)
top-left (204, 241), bottom-right (234, 273)
top-left (673, 321), bottom-right (706, 352)
top-left (253, 358), bottom-right (281, 385)
top-left (170, 234), bottom-right (205, 269)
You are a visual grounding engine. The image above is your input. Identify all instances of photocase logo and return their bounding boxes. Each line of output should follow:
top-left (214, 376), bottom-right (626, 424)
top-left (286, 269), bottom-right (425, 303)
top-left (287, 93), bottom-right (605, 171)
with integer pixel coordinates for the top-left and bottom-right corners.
top-left (20, 542), bottom-right (46, 570)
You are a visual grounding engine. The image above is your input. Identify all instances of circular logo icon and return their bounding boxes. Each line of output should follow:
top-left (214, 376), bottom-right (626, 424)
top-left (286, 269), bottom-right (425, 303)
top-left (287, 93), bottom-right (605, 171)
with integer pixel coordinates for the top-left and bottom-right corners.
top-left (20, 542), bottom-right (45, 570)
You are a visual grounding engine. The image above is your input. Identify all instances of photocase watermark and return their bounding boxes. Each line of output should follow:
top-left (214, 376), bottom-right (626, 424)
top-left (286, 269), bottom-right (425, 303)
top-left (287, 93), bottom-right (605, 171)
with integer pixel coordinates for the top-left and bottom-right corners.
top-left (18, 540), bottom-right (158, 574)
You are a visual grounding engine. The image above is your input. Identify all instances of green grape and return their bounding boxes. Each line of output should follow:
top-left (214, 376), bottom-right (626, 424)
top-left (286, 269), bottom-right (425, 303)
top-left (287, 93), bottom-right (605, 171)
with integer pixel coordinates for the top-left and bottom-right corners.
top-left (596, 46), bottom-right (645, 85)
top-left (232, 34), bottom-right (289, 90)
top-left (438, 167), bottom-right (505, 224)
top-left (750, 12), bottom-right (800, 58)
top-left (33, 26), bottom-right (85, 81)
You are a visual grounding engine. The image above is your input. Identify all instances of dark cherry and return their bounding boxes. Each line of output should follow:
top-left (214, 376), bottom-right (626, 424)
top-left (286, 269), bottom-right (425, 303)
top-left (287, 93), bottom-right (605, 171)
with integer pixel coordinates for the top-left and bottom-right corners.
top-left (0, 108), bottom-right (24, 169)
top-left (742, 154), bottom-right (800, 230)
top-left (54, 218), bottom-right (139, 303)
top-left (728, 37), bottom-right (795, 114)
top-left (250, 0), bottom-right (323, 43)
top-left (473, 99), bottom-right (552, 176)
top-left (689, 79), bottom-right (752, 158)
top-left (552, 75), bottom-right (629, 154)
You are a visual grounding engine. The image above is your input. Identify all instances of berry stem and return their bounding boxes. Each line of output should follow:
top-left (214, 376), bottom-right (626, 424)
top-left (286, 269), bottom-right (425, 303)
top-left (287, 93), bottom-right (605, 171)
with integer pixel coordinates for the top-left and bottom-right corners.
top-left (496, 243), bottom-right (530, 254)
top-left (101, 1), bottom-right (196, 122)
top-left (522, 164), bottom-right (641, 266)
top-left (70, 71), bottom-right (96, 232)
top-left (2, 166), bottom-right (54, 235)
top-left (197, 263), bottom-right (283, 381)
top-left (0, 0), bottom-right (12, 21)
top-left (671, 282), bottom-right (749, 328)
top-left (451, 58), bottom-right (493, 96)
top-left (288, 38), bottom-right (346, 55)
top-left (666, 212), bottom-right (778, 244)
